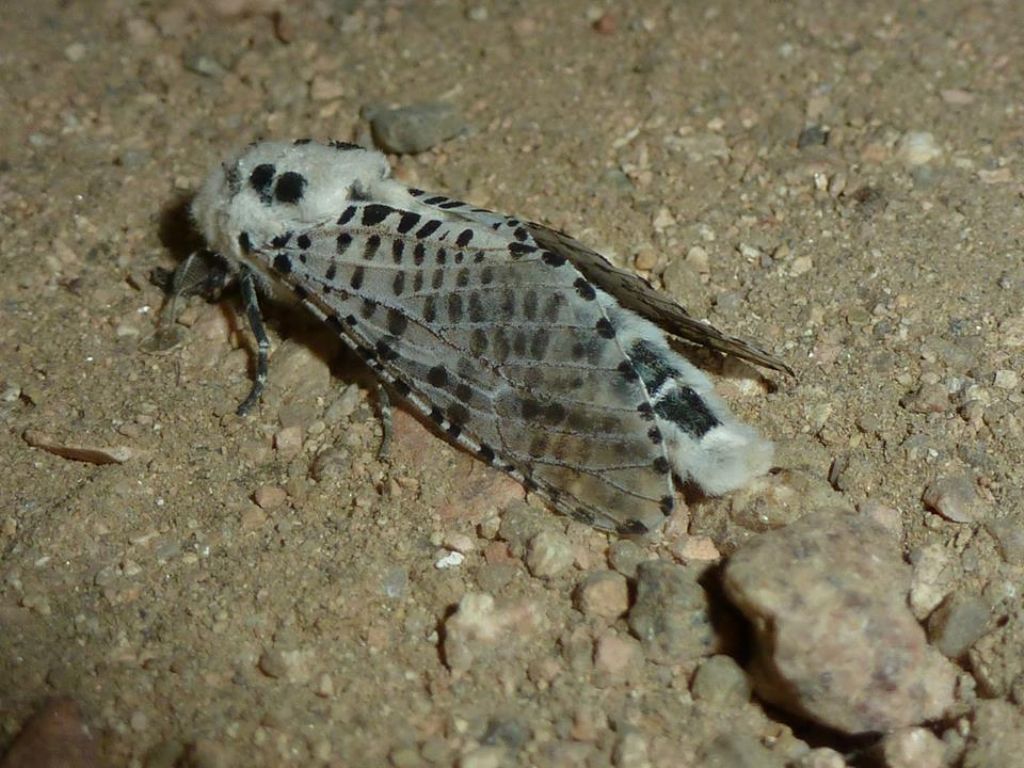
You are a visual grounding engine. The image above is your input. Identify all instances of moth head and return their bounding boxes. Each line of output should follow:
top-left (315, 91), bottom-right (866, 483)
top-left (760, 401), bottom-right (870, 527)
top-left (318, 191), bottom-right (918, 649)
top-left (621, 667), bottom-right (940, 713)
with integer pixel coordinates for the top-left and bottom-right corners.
top-left (191, 140), bottom-right (393, 257)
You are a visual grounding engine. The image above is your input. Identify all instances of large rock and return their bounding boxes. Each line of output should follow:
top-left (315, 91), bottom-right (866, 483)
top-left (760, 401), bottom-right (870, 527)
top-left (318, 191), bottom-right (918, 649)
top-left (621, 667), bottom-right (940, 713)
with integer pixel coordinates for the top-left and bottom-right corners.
top-left (723, 511), bottom-right (956, 734)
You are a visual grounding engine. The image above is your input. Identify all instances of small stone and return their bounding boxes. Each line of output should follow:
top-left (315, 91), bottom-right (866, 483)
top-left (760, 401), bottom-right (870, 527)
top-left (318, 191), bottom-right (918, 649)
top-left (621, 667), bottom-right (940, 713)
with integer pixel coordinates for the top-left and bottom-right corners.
top-left (678, 132), bottom-right (729, 162)
top-left (672, 535), bottom-right (721, 563)
top-left (879, 727), bottom-right (945, 768)
top-left (443, 532), bottom-right (476, 554)
top-left (257, 649), bottom-right (286, 679)
top-left (896, 132), bottom-right (942, 166)
top-left (978, 167), bottom-right (1013, 184)
top-left (790, 255), bottom-right (814, 276)
top-left (256, 648), bottom-right (313, 684)
top-left (792, 748), bottom-right (847, 768)
top-left (962, 700), bottom-right (1024, 768)
top-left (130, 710), bottom-right (149, 733)
top-left (367, 101), bottom-right (467, 154)
top-left (459, 745), bottom-right (506, 768)
top-left (273, 426), bottom-right (303, 457)
top-left (652, 207), bottom-right (676, 231)
top-left (922, 474), bottom-right (985, 523)
top-left (967, 615), bottom-right (1024, 698)
top-left (267, 339), bottom-right (332, 406)
top-left (698, 733), bottom-right (785, 768)
top-left (691, 655), bottom-right (751, 707)
top-left (442, 593), bottom-right (541, 677)
top-left (927, 592), bottom-right (990, 658)
top-left (389, 745), bottom-right (420, 768)
top-left (633, 246), bottom-right (658, 271)
top-left (23, 429), bottom-right (135, 465)
top-left (608, 538), bottom-right (649, 577)
top-left (612, 730), bottom-right (650, 768)
top-left (909, 544), bottom-right (957, 619)
top-left (941, 89), bottom-right (975, 105)
top-left (628, 561), bottom-right (718, 664)
top-left (858, 499), bottom-right (903, 537)
top-left (985, 518), bottom-right (1024, 565)
top-left (993, 369), bottom-right (1019, 389)
top-left (125, 17), bottom-right (158, 45)
top-left (900, 383), bottom-right (948, 413)
top-left (181, 739), bottom-right (233, 768)
top-left (315, 673), bottom-right (334, 698)
top-left (574, 571), bottom-right (629, 619)
top-left (309, 75), bottom-right (344, 101)
top-left (0, 698), bottom-right (99, 768)
top-left (797, 124), bottom-right (829, 148)
top-left (593, 632), bottom-right (639, 678)
top-left (496, 501), bottom-right (547, 554)
top-left (64, 42), bottom-right (87, 62)
top-left (253, 485), bottom-right (287, 511)
top-left (525, 530), bottom-right (574, 578)
top-left (591, 11), bottom-right (617, 35)
top-left (685, 246), bottom-right (710, 274)
top-left (434, 550), bottom-right (465, 569)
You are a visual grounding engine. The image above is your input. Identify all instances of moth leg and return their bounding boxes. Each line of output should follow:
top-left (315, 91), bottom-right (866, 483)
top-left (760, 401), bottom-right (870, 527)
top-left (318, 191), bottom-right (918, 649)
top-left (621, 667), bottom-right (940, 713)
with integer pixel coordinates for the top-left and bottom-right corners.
top-left (236, 266), bottom-right (270, 416)
top-left (376, 384), bottom-right (393, 460)
top-left (145, 250), bottom-right (233, 353)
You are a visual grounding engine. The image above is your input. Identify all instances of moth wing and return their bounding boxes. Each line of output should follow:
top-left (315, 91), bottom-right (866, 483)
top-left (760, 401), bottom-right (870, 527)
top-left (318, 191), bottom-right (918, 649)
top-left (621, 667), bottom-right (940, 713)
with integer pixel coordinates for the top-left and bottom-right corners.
top-left (267, 219), bottom-right (676, 534)
top-left (525, 224), bottom-right (794, 376)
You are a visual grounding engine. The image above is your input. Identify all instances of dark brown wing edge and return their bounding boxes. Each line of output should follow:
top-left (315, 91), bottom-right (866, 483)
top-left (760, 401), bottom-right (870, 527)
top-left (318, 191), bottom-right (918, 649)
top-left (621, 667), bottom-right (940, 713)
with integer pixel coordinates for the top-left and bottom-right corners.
top-left (525, 223), bottom-right (795, 377)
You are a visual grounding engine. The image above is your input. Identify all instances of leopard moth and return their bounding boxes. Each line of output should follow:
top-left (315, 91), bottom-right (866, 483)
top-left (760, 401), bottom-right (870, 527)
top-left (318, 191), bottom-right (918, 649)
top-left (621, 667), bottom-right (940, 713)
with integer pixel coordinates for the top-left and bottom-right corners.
top-left (182, 139), bottom-right (791, 535)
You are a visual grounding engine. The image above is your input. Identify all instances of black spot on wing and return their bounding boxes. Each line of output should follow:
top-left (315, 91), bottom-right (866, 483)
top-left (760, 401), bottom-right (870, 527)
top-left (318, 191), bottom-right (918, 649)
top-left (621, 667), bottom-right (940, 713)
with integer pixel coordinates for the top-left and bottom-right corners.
top-left (361, 204), bottom-right (394, 227)
top-left (272, 254), bottom-right (292, 274)
top-left (654, 387), bottom-right (720, 439)
top-left (616, 519), bottom-right (650, 536)
top-left (427, 366), bottom-right (448, 387)
top-left (397, 211), bottom-right (421, 234)
top-left (337, 207), bottom-right (357, 226)
top-left (573, 278), bottom-right (597, 300)
top-left (628, 340), bottom-right (675, 393)
top-left (417, 220), bottom-right (443, 239)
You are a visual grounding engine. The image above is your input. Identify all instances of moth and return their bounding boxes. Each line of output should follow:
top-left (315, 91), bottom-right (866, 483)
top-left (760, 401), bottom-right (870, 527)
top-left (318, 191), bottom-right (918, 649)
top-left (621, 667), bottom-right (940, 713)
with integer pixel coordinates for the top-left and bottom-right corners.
top-left (174, 139), bottom-right (791, 535)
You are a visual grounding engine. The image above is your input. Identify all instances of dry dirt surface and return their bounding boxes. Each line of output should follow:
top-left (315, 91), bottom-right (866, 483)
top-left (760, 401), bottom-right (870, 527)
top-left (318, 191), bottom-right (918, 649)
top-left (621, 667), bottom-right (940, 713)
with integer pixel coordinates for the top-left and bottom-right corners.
top-left (2, 1), bottom-right (1023, 766)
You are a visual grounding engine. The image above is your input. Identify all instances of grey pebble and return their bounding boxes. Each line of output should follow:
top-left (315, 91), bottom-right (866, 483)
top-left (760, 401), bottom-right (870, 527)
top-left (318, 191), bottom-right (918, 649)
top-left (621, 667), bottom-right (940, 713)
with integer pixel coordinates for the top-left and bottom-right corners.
top-left (922, 474), bottom-right (986, 523)
top-left (627, 560), bottom-right (718, 665)
top-left (526, 530), bottom-right (574, 578)
top-left (927, 592), bottom-right (991, 658)
top-left (366, 101), bottom-right (468, 154)
top-left (607, 538), bottom-right (649, 578)
top-left (691, 655), bottom-right (751, 707)
top-left (797, 125), bottom-right (829, 148)
top-left (962, 700), bottom-right (1024, 768)
top-left (985, 518), bottom-right (1024, 566)
top-left (183, 52), bottom-right (227, 78)
top-left (496, 500), bottom-right (549, 556)
top-left (900, 383), bottom-right (948, 414)
top-left (698, 732), bottom-right (785, 768)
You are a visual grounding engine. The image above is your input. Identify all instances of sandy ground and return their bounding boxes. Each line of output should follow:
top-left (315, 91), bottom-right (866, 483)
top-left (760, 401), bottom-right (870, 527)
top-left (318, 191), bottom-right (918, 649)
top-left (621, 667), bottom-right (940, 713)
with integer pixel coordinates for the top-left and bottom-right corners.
top-left (1, 1), bottom-right (1023, 766)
